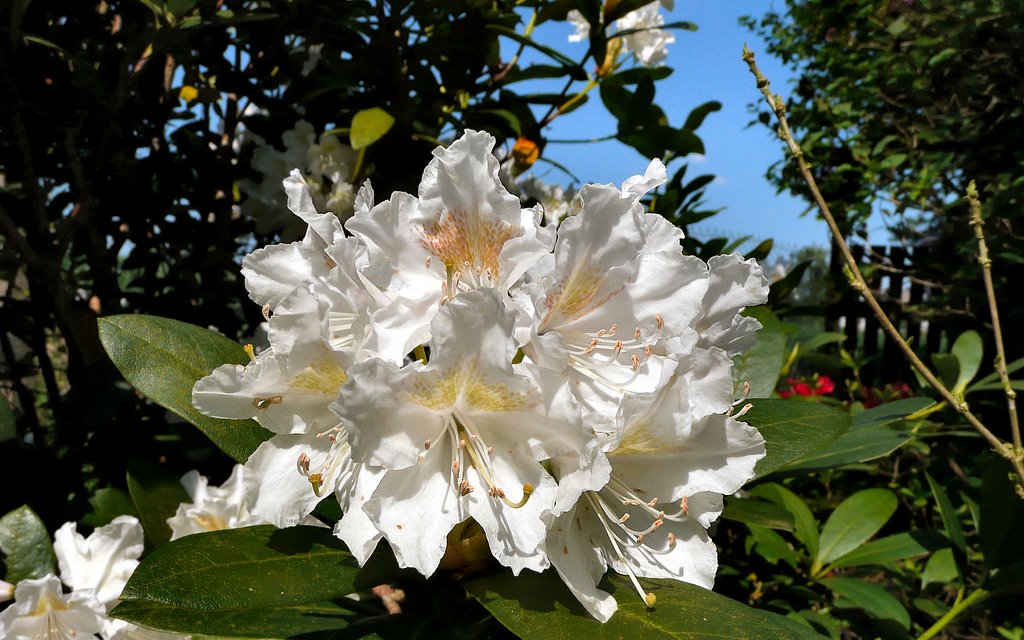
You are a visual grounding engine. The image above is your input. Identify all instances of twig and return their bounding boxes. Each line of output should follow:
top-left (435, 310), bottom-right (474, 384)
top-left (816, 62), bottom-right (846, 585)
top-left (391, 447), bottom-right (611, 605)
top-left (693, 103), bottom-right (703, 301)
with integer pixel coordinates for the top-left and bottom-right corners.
top-left (742, 46), bottom-right (1024, 492)
top-left (967, 182), bottom-right (1021, 452)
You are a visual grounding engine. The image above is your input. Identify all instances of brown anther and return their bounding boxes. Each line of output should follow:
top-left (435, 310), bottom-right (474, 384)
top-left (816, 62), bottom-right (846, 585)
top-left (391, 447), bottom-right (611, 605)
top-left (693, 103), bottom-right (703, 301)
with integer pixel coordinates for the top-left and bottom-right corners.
top-left (618, 513), bottom-right (630, 524)
top-left (680, 495), bottom-right (689, 516)
top-left (647, 498), bottom-right (658, 507)
top-left (613, 339), bottom-right (623, 355)
top-left (459, 480), bottom-right (473, 496)
top-left (636, 534), bottom-right (645, 545)
top-left (487, 447), bottom-right (494, 456)
top-left (452, 460), bottom-right (460, 472)
top-left (252, 395), bottom-right (283, 410)
top-left (489, 486), bottom-right (506, 499)
top-left (424, 439), bottom-right (431, 450)
top-left (297, 452), bottom-right (311, 474)
top-left (596, 329), bottom-right (606, 338)
top-left (632, 354), bottom-right (641, 370)
top-left (635, 327), bottom-right (642, 339)
top-left (643, 345), bottom-right (653, 358)
top-left (667, 532), bottom-right (677, 548)
top-left (585, 338), bottom-right (600, 355)
top-left (609, 323), bottom-right (618, 335)
top-left (261, 304), bottom-right (272, 321)
top-left (655, 314), bottom-right (664, 329)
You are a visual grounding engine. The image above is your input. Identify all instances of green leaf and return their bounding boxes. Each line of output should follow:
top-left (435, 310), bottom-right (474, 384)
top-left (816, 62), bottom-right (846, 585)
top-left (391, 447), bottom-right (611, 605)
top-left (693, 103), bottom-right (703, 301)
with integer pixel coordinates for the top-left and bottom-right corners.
top-left (349, 107), bottom-right (395, 151)
top-left (743, 399), bottom-right (851, 479)
top-left (921, 548), bottom-right (958, 589)
top-left (464, 569), bottom-right (821, 639)
top-left (746, 524), bottom-right (801, 569)
top-left (683, 100), bottom-right (722, 131)
top-left (931, 353), bottom-right (960, 390)
top-left (799, 331), bottom-right (847, 354)
top-left (927, 48), bottom-right (958, 66)
top-left (111, 599), bottom-right (354, 638)
top-left (748, 483), bottom-right (819, 559)
top-left (120, 526), bottom-right (360, 609)
top-left (925, 473), bottom-right (967, 582)
top-left (721, 497), bottom-right (795, 531)
top-left (950, 330), bottom-right (983, 394)
top-left (816, 489), bottom-right (898, 569)
top-left (781, 422), bottom-right (912, 472)
top-left (820, 577), bottom-right (910, 630)
top-left (487, 25), bottom-right (578, 68)
top-left (830, 531), bottom-right (948, 569)
top-left (604, 67), bottom-right (673, 86)
top-left (81, 487), bottom-right (140, 528)
top-left (733, 307), bottom-right (789, 398)
top-left (0, 395), bottom-right (15, 442)
top-left (980, 459), bottom-right (1024, 569)
top-left (0, 505), bottom-right (56, 583)
top-left (127, 465), bottom-right (191, 549)
top-left (98, 315), bottom-right (271, 463)
top-left (851, 397), bottom-right (935, 429)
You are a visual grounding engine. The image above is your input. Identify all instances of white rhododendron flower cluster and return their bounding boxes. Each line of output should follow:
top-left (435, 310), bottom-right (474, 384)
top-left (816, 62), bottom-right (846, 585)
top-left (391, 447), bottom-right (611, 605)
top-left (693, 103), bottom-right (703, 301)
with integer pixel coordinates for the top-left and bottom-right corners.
top-left (193, 129), bottom-right (768, 621)
top-left (0, 517), bottom-right (187, 640)
top-left (567, 1), bottom-right (675, 68)
top-left (240, 120), bottom-right (360, 235)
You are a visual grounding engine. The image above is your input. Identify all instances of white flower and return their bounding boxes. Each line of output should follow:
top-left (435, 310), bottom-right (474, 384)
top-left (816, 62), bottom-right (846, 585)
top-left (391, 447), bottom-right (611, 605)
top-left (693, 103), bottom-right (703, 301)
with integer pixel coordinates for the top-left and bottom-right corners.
top-left (547, 353), bottom-right (765, 621)
top-left (345, 129), bottom-right (552, 362)
top-left (53, 516), bottom-right (143, 608)
top-left (517, 175), bottom-right (578, 227)
top-left (0, 579), bottom-right (12, 602)
top-left (616, 2), bottom-right (674, 67)
top-left (0, 575), bottom-right (105, 640)
top-left (518, 160), bottom-right (710, 423)
top-left (167, 465), bottom-right (267, 540)
top-left (332, 289), bottom-right (592, 576)
top-left (301, 43), bottom-right (325, 77)
top-left (566, 2), bottom-right (674, 68)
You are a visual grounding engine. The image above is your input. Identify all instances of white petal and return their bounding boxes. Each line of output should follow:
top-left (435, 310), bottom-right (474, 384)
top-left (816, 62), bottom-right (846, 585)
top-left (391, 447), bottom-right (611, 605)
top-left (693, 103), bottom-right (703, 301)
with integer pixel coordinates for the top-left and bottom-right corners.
top-left (0, 575), bottom-right (105, 640)
top-left (621, 158), bottom-right (667, 198)
top-left (547, 505), bottom-right (617, 622)
top-left (362, 448), bottom-right (466, 577)
top-left (333, 464), bottom-right (385, 565)
top-left (53, 517), bottom-right (143, 607)
top-left (245, 434), bottom-right (334, 527)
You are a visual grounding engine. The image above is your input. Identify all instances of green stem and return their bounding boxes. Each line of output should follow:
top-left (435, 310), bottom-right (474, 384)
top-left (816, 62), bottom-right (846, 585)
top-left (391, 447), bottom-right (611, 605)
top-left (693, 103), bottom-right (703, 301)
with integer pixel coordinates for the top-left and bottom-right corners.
top-left (916, 588), bottom-right (988, 640)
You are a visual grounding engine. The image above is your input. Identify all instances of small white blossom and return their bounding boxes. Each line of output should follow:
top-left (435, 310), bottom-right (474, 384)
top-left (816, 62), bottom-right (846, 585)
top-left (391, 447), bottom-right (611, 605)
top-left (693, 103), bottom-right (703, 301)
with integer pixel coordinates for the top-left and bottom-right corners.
top-left (167, 465), bottom-right (267, 540)
top-left (0, 575), bottom-right (105, 640)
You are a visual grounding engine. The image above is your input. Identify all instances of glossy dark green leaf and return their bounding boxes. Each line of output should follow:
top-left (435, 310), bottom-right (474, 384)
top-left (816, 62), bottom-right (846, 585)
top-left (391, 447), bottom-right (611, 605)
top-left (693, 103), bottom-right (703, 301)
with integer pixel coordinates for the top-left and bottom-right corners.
top-left (742, 399), bottom-right (851, 479)
top-left (721, 497), bottom-right (794, 531)
top-left (111, 599), bottom-right (355, 638)
top-left (127, 465), bottom-right (191, 548)
top-left (816, 489), bottom-right (898, 568)
top-left (851, 397), bottom-right (935, 429)
top-left (820, 577), bottom-right (910, 629)
top-left (464, 569), bottom-right (821, 639)
top-left (950, 330), bottom-right (983, 393)
top-left (0, 505), bottom-right (56, 583)
top-left (120, 525), bottom-right (360, 609)
top-left (98, 315), bottom-right (272, 463)
top-left (746, 524), bottom-right (800, 569)
top-left (748, 483), bottom-right (819, 558)
top-left (830, 531), bottom-right (948, 569)
top-left (781, 423), bottom-right (912, 473)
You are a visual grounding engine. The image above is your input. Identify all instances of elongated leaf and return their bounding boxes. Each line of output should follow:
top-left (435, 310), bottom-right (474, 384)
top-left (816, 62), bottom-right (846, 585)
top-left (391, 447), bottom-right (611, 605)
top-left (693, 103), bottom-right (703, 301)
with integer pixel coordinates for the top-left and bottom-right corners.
top-left (746, 524), bottom-right (800, 569)
top-left (487, 25), bottom-right (578, 67)
top-left (830, 531), bottom-right (948, 569)
top-left (127, 465), bottom-right (191, 549)
top-left (925, 473), bottom-right (967, 582)
top-left (111, 599), bottom-right (354, 638)
top-left (816, 489), bottom-right (898, 568)
top-left (120, 525), bottom-right (360, 609)
top-left (721, 498), bottom-right (794, 531)
top-left (743, 399), bottom-right (851, 478)
top-left (748, 483), bottom-right (819, 559)
top-left (820, 577), bottom-right (910, 629)
top-left (465, 569), bottom-right (821, 639)
top-left (851, 397), bottom-right (935, 429)
top-left (98, 315), bottom-right (271, 462)
top-left (350, 107), bottom-right (395, 150)
top-left (781, 423), bottom-right (912, 472)
top-left (683, 100), bottom-right (722, 131)
top-left (0, 505), bottom-right (56, 583)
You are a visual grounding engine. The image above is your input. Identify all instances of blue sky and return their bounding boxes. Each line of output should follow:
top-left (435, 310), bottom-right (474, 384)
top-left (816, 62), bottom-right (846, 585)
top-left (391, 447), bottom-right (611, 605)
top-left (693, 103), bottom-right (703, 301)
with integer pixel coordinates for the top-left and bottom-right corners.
top-left (521, 1), bottom-right (833, 255)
